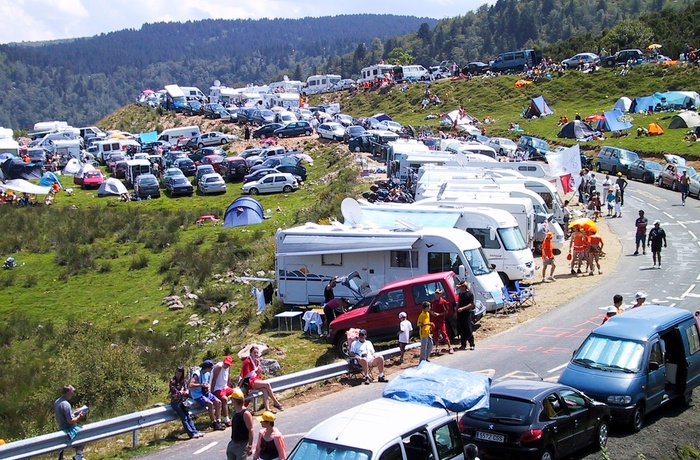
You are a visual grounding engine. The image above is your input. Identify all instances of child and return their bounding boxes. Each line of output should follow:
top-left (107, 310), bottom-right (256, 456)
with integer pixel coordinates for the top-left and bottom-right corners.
top-left (417, 302), bottom-right (433, 362)
top-left (606, 188), bottom-right (615, 217)
top-left (397, 312), bottom-right (413, 364)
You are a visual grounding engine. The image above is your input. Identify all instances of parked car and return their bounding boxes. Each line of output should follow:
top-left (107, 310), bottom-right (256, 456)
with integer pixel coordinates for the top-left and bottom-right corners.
top-left (295, 108), bottom-right (313, 121)
top-left (237, 148), bottom-right (265, 162)
top-left (458, 380), bottom-right (610, 460)
top-left (343, 125), bottom-right (366, 143)
top-left (141, 140), bottom-right (171, 153)
top-left (199, 154), bottom-right (226, 170)
top-left (595, 146), bottom-right (639, 175)
top-left (161, 167), bottom-right (186, 188)
top-left (198, 173), bottom-right (227, 195)
top-left (332, 79), bottom-right (356, 90)
top-left (274, 111), bottom-right (297, 124)
top-left (217, 156), bottom-right (249, 182)
top-left (202, 103), bottom-right (231, 120)
top-left (626, 159), bottom-right (663, 183)
top-left (134, 173), bottom-right (161, 199)
top-left (603, 49), bottom-right (644, 67)
top-left (316, 122), bottom-right (345, 141)
top-left (82, 170), bottom-right (105, 189)
top-left (657, 164), bottom-right (697, 191)
top-left (250, 157), bottom-right (288, 172)
top-left (237, 107), bottom-right (257, 125)
top-left (183, 100), bottom-right (203, 116)
top-left (687, 173), bottom-right (700, 198)
top-left (253, 123), bottom-right (285, 139)
top-left (194, 164), bottom-right (215, 187)
top-left (517, 136), bottom-right (551, 161)
top-left (334, 114), bottom-right (355, 127)
top-left (561, 52), bottom-right (600, 69)
top-left (173, 158), bottom-right (196, 176)
top-left (189, 147), bottom-right (225, 164)
top-left (485, 137), bottom-right (517, 157)
top-left (165, 176), bottom-right (194, 197)
top-left (274, 121), bottom-right (313, 138)
top-left (113, 161), bottom-right (128, 179)
top-left (462, 61), bottom-right (490, 75)
top-left (276, 163), bottom-right (307, 182)
top-left (164, 150), bottom-right (188, 167)
top-left (242, 172), bottom-right (298, 195)
top-left (376, 120), bottom-right (402, 133)
top-left (428, 65), bottom-right (451, 79)
top-left (106, 153), bottom-right (126, 173)
top-left (252, 109), bottom-right (276, 126)
top-left (189, 131), bottom-right (235, 149)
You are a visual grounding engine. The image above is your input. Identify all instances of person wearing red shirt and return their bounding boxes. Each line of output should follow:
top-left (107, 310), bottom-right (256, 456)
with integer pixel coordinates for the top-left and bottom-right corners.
top-left (239, 346), bottom-right (284, 412)
top-left (541, 232), bottom-right (556, 282)
top-left (430, 289), bottom-right (454, 355)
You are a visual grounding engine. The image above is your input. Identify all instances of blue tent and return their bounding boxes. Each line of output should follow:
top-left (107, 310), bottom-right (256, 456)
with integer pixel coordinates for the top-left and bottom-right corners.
top-left (0, 159), bottom-right (43, 180)
top-left (596, 109), bottom-right (633, 132)
top-left (223, 196), bottom-right (264, 228)
top-left (629, 95), bottom-right (662, 114)
top-left (38, 171), bottom-right (63, 189)
top-left (524, 95), bottom-right (553, 118)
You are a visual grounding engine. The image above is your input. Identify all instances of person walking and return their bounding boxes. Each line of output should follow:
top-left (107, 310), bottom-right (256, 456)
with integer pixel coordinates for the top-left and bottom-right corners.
top-left (648, 219), bottom-right (667, 268)
top-left (588, 231), bottom-right (604, 275)
top-left (397, 312), bottom-right (413, 364)
top-left (634, 210), bottom-right (648, 256)
top-left (541, 231), bottom-right (556, 282)
top-left (616, 172), bottom-right (628, 206)
top-left (252, 411), bottom-right (287, 460)
top-left (681, 170), bottom-right (690, 205)
top-left (417, 302), bottom-right (433, 362)
top-left (455, 282), bottom-right (475, 350)
top-left (54, 385), bottom-right (88, 460)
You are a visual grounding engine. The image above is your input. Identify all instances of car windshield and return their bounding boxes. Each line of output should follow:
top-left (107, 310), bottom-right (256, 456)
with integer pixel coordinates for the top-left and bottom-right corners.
top-left (288, 439), bottom-right (370, 460)
top-left (206, 177), bottom-right (220, 183)
top-left (467, 395), bottom-right (534, 424)
top-left (645, 162), bottom-right (662, 171)
top-left (85, 171), bottom-right (101, 178)
top-left (463, 247), bottom-right (491, 276)
top-left (499, 139), bottom-right (516, 147)
top-left (680, 166), bottom-right (697, 175)
top-left (532, 138), bottom-right (549, 150)
top-left (620, 150), bottom-right (640, 161)
top-left (572, 334), bottom-right (645, 373)
top-left (140, 178), bottom-right (157, 186)
top-left (198, 166), bottom-right (214, 173)
top-left (498, 227), bottom-right (528, 251)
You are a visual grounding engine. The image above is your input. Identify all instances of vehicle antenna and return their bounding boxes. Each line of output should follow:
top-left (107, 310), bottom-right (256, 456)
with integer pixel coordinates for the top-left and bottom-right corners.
top-left (523, 362), bottom-right (544, 381)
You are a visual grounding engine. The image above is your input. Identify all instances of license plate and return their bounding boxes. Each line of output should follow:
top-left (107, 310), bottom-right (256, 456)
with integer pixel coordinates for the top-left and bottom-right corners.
top-left (476, 431), bottom-right (505, 443)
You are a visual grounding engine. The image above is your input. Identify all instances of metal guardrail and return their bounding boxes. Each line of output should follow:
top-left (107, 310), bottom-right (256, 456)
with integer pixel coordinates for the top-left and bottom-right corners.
top-left (0, 342), bottom-right (419, 460)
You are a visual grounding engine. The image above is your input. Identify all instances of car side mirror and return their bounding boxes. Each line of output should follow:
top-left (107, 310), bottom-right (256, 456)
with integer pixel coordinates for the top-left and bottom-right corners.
top-left (649, 361), bottom-right (660, 371)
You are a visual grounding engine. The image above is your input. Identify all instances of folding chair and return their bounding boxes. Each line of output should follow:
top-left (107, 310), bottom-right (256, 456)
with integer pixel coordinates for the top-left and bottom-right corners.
top-left (513, 281), bottom-right (537, 307)
top-left (499, 287), bottom-right (520, 316)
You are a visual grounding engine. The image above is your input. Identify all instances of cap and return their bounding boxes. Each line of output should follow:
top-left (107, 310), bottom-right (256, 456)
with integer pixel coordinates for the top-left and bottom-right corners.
top-left (435, 289), bottom-right (443, 295)
top-left (635, 292), bottom-right (647, 300)
top-left (223, 355), bottom-right (234, 366)
top-left (546, 232), bottom-right (553, 239)
top-left (457, 281), bottom-right (469, 288)
top-left (200, 360), bottom-right (214, 369)
top-left (617, 172), bottom-right (622, 176)
top-left (258, 411), bottom-right (276, 423)
top-left (398, 312), bottom-right (407, 319)
top-left (231, 388), bottom-right (245, 400)
top-left (606, 306), bottom-right (618, 314)
top-left (358, 329), bottom-right (367, 336)
top-left (653, 219), bottom-right (661, 225)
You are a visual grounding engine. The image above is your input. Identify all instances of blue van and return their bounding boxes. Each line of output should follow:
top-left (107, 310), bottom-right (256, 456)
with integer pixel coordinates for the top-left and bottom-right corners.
top-left (559, 306), bottom-right (700, 432)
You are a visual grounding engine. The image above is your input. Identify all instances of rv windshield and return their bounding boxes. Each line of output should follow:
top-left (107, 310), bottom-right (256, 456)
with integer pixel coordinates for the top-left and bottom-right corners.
top-left (463, 247), bottom-right (491, 276)
top-left (498, 227), bottom-right (528, 251)
top-left (573, 334), bottom-right (645, 373)
top-left (288, 439), bottom-right (370, 460)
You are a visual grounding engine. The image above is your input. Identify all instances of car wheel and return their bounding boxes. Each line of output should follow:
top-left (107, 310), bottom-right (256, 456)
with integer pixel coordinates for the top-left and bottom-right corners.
top-left (277, 133), bottom-right (284, 138)
top-left (630, 402), bottom-right (645, 432)
top-left (305, 130), bottom-right (312, 136)
top-left (283, 185), bottom-right (293, 193)
top-left (672, 180), bottom-right (678, 191)
top-left (643, 172), bottom-right (651, 183)
top-left (198, 143), bottom-right (204, 148)
top-left (354, 146), bottom-right (361, 152)
top-left (596, 163), bottom-right (602, 172)
top-left (221, 139), bottom-right (227, 145)
top-left (596, 420), bottom-right (609, 450)
top-left (611, 166), bottom-right (617, 175)
top-left (249, 188), bottom-right (259, 195)
top-left (539, 448), bottom-right (554, 460)
top-left (334, 332), bottom-right (349, 358)
top-left (627, 172), bottom-right (633, 180)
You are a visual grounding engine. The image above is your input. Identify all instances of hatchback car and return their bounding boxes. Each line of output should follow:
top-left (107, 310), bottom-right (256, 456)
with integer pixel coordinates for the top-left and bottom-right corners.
top-left (561, 52), bottom-right (600, 69)
top-left (459, 380), bottom-right (610, 460)
top-left (161, 167), bottom-right (186, 187)
top-left (190, 131), bottom-right (235, 149)
top-left (189, 147), bottom-right (225, 164)
top-left (376, 120), bottom-right (403, 133)
top-left (274, 121), bottom-right (313, 138)
top-left (463, 61), bottom-right (490, 75)
top-left (252, 109), bottom-right (276, 126)
top-left (485, 137), bottom-right (517, 157)
top-left (199, 154), bottom-right (226, 169)
top-left (173, 158), bottom-right (196, 176)
top-left (242, 172), bottom-right (298, 195)
top-left (134, 173), bottom-right (161, 199)
top-left (165, 176), bottom-right (194, 197)
top-left (253, 123), bottom-right (285, 139)
top-left (197, 173), bottom-right (227, 195)
top-left (343, 125), bottom-right (366, 143)
top-left (626, 159), bottom-right (663, 183)
top-left (194, 164), bottom-right (215, 186)
top-left (316, 122), bottom-right (345, 141)
top-left (82, 170), bottom-right (105, 189)
top-left (202, 103), bottom-right (231, 120)
top-left (658, 164), bottom-right (697, 191)
top-left (183, 100), bottom-right (203, 116)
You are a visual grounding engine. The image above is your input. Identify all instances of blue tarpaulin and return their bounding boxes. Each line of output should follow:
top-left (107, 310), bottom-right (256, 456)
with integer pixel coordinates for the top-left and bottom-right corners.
top-left (382, 361), bottom-right (491, 412)
top-left (596, 109), bottom-right (633, 132)
top-left (139, 131), bottom-right (158, 143)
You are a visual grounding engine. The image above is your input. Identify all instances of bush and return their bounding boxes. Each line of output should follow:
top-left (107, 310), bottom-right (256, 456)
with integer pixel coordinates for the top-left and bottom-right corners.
top-left (129, 254), bottom-right (149, 271)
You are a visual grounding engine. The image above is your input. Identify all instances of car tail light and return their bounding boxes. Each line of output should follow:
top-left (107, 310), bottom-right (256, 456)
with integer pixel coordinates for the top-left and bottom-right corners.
top-left (519, 429), bottom-right (543, 443)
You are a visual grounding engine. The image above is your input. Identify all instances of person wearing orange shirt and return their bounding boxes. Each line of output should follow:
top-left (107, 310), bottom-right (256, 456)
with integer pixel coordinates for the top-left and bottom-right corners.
top-left (569, 229), bottom-right (587, 274)
top-left (587, 232), bottom-right (604, 275)
top-left (541, 232), bottom-right (556, 282)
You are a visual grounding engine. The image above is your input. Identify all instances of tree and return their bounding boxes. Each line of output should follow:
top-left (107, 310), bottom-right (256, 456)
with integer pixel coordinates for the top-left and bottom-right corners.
top-left (602, 19), bottom-right (654, 51)
top-left (417, 23), bottom-right (432, 42)
top-left (387, 47), bottom-right (414, 65)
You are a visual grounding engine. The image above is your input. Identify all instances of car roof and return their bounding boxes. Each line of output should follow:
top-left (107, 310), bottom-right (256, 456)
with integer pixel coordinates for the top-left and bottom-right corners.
top-left (595, 306), bottom-right (693, 340)
top-left (201, 173), bottom-right (223, 180)
top-left (489, 380), bottom-right (569, 403)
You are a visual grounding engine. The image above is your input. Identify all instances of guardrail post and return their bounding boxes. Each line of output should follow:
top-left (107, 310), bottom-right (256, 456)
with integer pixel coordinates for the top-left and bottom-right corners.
top-left (132, 429), bottom-right (139, 448)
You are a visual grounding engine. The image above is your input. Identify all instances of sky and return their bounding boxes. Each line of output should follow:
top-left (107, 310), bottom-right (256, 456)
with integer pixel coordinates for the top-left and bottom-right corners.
top-left (0, 0), bottom-right (494, 45)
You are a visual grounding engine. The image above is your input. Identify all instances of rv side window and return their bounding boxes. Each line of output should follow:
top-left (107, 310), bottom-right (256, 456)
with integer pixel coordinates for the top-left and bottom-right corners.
top-left (391, 250), bottom-right (418, 268)
top-left (321, 254), bottom-right (342, 266)
top-left (685, 323), bottom-right (700, 355)
top-left (428, 252), bottom-right (458, 273)
top-left (466, 228), bottom-right (500, 249)
top-left (432, 421), bottom-right (463, 460)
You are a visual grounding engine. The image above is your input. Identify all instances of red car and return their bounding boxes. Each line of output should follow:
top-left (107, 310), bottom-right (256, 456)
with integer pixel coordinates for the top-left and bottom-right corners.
top-left (113, 161), bottom-right (128, 179)
top-left (199, 154), bottom-right (226, 169)
top-left (82, 170), bottom-right (105, 189)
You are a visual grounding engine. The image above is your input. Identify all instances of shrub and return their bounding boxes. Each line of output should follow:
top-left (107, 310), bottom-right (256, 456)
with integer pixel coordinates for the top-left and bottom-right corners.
top-left (22, 272), bottom-right (38, 288)
top-left (129, 254), bottom-right (149, 271)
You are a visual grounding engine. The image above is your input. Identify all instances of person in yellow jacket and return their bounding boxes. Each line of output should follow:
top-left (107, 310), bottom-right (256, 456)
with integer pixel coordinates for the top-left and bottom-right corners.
top-left (417, 302), bottom-right (434, 362)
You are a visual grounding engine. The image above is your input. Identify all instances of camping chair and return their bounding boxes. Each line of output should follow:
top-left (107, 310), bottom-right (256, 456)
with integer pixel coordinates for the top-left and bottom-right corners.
top-left (513, 281), bottom-right (537, 307)
top-left (499, 287), bottom-right (520, 316)
top-left (344, 328), bottom-right (373, 381)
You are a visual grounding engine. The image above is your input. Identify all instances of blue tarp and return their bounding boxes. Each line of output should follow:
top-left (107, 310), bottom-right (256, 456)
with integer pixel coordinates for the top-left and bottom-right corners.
top-left (382, 361), bottom-right (491, 412)
top-left (223, 196), bottom-right (264, 228)
top-left (596, 109), bottom-right (633, 132)
top-left (139, 131), bottom-right (158, 143)
top-left (38, 171), bottom-right (63, 189)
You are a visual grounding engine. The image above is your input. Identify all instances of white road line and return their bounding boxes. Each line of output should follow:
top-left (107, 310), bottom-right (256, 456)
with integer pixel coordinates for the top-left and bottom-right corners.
top-left (696, 273), bottom-right (700, 281)
top-left (679, 221), bottom-right (687, 229)
top-left (689, 230), bottom-right (697, 240)
top-left (682, 284), bottom-right (696, 298)
top-left (647, 203), bottom-right (660, 210)
top-left (663, 211), bottom-right (673, 219)
top-left (547, 363), bottom-right (568, 373)
top-left (194, 442), bottom-right (218, 455)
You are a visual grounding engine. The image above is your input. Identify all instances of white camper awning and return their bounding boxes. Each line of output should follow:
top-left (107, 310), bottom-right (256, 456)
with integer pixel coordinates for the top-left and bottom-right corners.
top-left (277, 234), bottom-right (420, 256)
top-left (357, 208), bottom-right (462, 230)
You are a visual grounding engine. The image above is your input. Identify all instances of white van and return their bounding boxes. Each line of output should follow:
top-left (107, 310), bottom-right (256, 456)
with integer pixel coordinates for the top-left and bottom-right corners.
top-left (180, 86), bottom-right (206, 101)
top-left (92, 139), bottom-right (140, 164)
top-left (358, 64), bottom-right (395, 83)
top-left (303, 74), bottom-right (341, 95)
top-left (400, 64), bottom-right (429, 81)
top-left (157, 126), bottom-right (201, 144)
top-left (125, 159), bottom-right (152, 186)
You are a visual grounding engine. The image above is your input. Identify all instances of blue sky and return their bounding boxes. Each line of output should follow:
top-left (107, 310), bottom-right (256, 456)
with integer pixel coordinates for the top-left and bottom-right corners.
top-left (1, 0), bottom-right (493, 44)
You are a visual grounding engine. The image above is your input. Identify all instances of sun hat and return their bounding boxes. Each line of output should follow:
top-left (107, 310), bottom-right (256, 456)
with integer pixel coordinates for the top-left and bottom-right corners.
top-left (606, 306), bottom-right (618, 314)
top-left (223, 355), bottom-right (234, 366)
top-left (653, 219), bottom-right (661, 225)
top-left (635, 292), bottom-right (647, 300)
top-left (231, 388), bottom-right (245, 400)
top-left (258, 411), bottom-right (276, 423)
top-left (398, 312), bottom-right (407, 319)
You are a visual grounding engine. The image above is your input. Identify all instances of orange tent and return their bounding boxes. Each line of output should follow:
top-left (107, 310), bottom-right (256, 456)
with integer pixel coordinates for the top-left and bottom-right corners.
top-left (648, 122), bottom-right (664, 136)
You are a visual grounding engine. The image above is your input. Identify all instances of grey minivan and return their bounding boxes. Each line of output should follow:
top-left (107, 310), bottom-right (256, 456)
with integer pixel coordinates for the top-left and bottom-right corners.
top-left (595, 146), bottom-right (640, 175)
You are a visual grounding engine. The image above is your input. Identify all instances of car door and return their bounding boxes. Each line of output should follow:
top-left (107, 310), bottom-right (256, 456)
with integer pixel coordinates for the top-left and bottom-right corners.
top-left (369, 287), bottom-right (407, 340)
top-left (646, 339), bottom-right (668, 411)
top-left (273, 175), bottom-right (289, 192)
top-left (258, 176), bottom-right (274, 192)
top-left (559, 388), bottom-right (596, 451)
top-left (541, 392), bottom-right (575, 456)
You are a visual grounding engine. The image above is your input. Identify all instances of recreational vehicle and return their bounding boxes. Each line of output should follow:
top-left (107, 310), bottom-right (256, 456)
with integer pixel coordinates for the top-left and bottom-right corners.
top-left (303, 74), bottom-right (341, 95)
top-left (275, 223), bottom-right (505, 311)
top-left (358, 64), bottom-right (395, 83)
top-left (92, 138), bottom-right (141, 165)
top-left (125, 159), bottom-right (152, 187)
top-left (163, 84), bottom-right (187, 112)
top-left (180, 86), bottom-right (206, 101)
top-left (157, 126), bottom-right (201, 144)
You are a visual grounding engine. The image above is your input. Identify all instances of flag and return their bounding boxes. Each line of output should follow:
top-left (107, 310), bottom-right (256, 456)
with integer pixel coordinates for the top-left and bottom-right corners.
top-left (560, 174), bottom-right (575, 193)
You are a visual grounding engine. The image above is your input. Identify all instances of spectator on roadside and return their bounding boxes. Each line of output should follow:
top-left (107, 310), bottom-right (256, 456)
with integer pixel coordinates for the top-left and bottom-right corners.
top-left (648, 219), bottom-right (667, 268)
top-left (430, 289), bottom-right (454, 355)
top-left (239, 346), bottom-right (284, 412)
top-left (616, 172), bottom-right (628, 206)
top-left (349, 329), bottom-right (387, 384)
top-left (417, 301), bottom-right (433, 362)
top-left (541, 232), bottom-right (556, 282)
top-left (455, 282), bottom-right (475, 350)
top-left (212, 356), bottom-right (236, 427)
top-left (634, 210), bottom-right (648, 256)
top-left (252, 411), bottom-right (287, 460)
top-left (630, 292), bottom-right (647, 309)
top-left (397, 311), bottom-right (413, 364)
top-left (170, 366), bottom-right (203, 439)
top-left (226, 388), bottom-right (255, 460)
top-left (189, 360), bottom-right (225, 431)
top-left (601, 306), bottom-right (617, 324)
top-left (54, 385), bottom-right (87, 460)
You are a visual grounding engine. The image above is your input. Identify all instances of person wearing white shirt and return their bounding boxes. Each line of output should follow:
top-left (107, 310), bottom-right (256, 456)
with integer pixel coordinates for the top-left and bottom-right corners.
top-left (397, 312), bottom-right (413, 364)
top-left (350, 329), bottom-right (387, 385)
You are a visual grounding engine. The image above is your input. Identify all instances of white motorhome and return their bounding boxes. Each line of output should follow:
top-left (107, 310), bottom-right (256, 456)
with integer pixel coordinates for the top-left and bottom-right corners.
top-left (50, 139), bottom-right (82, 161)
top-left (180, 86), bottom-right (206, 101)
top-left (399, 64), bottom-right (429, 81)
top-left (268, 79), bottom-right (304, 94)
top-left (443, 140), bottom-right (498, 159)
top-left (269, 92), bottom-right (301, 110)
top-left (275, 222), bottom-right (505, 311)
top-left (157, 126), bottom-right (201, 144)
top-left (344, 198), bottom-right (535, 283)
top-left (125, 159), bottom-right (152, 186)
top-left (303, 74), bottom-right (341, 95)
top-left (0, 127), bottom-right (19, 156)
top-left (416, 161), bottom-right (547, 180)
top-left (358, 64), bottom-right (395, 83)
top-left (91, 138), bottom-right (140, 164)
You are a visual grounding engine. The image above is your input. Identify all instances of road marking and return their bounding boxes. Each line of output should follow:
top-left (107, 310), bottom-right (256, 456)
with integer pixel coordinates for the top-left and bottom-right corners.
top-left (679, 221), bottom-right (688, 229)
top-left (690, 231), bottom-right (697, 240)
top-left (682, 284), bottom-right (696, 298)
top-left (495, 370), bottom-right (542, 381)
top-left (194, 442), bottom-right (218, 455)
top-left (472, 369), bottom-right (496, 378)
top-left (696, 272), bottom-right (700, 281)
top-left (547, 363), bottom-right (568, 373)
top-left (663, 211), bottom-right (674, 219)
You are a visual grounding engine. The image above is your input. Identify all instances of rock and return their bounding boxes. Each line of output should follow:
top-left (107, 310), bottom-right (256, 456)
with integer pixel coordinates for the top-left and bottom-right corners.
top-left (182, 285), bottom-right (191, 294)
top-left (261, 358), bottom-right (281, 375)
top-left (168, 303), bottom-right (185, 310)
top-left (256, 270), bottom-right (266, 277)
top-left (212, 274), bottom-right (223, 280)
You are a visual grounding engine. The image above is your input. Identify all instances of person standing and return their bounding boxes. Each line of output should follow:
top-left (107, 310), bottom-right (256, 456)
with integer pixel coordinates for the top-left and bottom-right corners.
top-left (541, 231), bottom-right (556, 282)
top-left (417, 302), bottom-right (433, 362)
top-left (430, 289), bottom-right (454, 354)
top-left (648, 219), bottom-right (667, 268)
top-left (322, 277), bottom-right (338, 335)
top-left (616, 172), bottom-right (628, 206)
top-left (397, 311), bottom-right (413, 364)
top-left (681, 170), bottom-right (690, 205)
top-left (54, 385), bottom-right (87, 460)
top-left (226, 389), bottom-right (255, 460)
top-left (212, 356), bottom-right (236, 427)
top-left (252, 412), bottom-right (287, 460)
top-left (588, 231), bottom-right (604, 275)
top-left (634, 210), bottom-right (648, 256)
top-left (614, 184), bottom-right (622, 218)
top-left (244, 124), bottom-right (251, 141)
top-left (455, 282), bottom-right (475, 350)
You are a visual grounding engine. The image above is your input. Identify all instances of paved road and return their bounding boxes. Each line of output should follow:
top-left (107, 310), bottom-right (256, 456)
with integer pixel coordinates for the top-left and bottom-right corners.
top-left (138, 179), bottom-right (700, 459)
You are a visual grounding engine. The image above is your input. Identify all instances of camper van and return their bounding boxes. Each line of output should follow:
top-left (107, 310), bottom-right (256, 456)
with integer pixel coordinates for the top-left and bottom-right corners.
top-left (163, 85), bottom-right (187, 112)
top-left (358, 64), bottom-right (395, 83)
top-left (490, 49), bottom-right (543, 72)
top-left (275, 223), bottom-right (505, 311)
top-left (92, 138), bottom-right (141, 165)
top-left (0, 128), bottom-right (20, 156)
top-left (180, 86), bottom-right (206, 101)
top-left (303, 74), bottom-right (341, 95)
top-left (157, 126), bottom-right (201, 144)
top-left (345, 199), bottom-right (535, 283)
top-left (125, 159), bottom-right (152, 187)
top-left (393, 64), bottom-right (429, 82)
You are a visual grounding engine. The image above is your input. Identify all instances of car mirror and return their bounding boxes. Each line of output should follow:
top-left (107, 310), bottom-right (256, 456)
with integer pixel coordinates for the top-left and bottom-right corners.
top-left (649, 361), bottom-right (660, 371)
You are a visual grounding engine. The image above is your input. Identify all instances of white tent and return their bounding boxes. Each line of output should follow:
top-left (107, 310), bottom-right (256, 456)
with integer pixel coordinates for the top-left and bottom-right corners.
top-left (0, 179), bottom-right (52, 195)
top-left (440, 109), bottom-right (476, 128)
top-left (62, 158), bottom-right (82, 175)
top-left (75, 162), bottom-right (97, 180)
top-left (612, 96), bottom-right (632, 112)
top-left (97, 177), bottom-right (127, 197)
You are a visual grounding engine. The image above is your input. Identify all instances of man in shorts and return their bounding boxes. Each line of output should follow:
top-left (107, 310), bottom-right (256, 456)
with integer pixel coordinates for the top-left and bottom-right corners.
top-left (648, 219), bottom-right (667, 268)
top-left (681, 170), bottom-right (690, 205)
top-left (212, 356), bottom-right (236, 427)
top-left (541, 231), bottom-right (556, 282)
top-left (189, 360), bottom-right (225, 431)
top-left (634, 210), bottom-right (648, 256)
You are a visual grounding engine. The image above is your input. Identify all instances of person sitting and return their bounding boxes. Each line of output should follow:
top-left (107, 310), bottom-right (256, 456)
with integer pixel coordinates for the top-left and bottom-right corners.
top-left (239, 346), bottom-right (285, 412)
top-left (189, 360), bottom-right (225, 431)
top-left (349, 329), bottom-right (387, 385)
top-left (170, 366), bottom-right (203, 439)
top-left (212, 356), bottom-right (236, 426)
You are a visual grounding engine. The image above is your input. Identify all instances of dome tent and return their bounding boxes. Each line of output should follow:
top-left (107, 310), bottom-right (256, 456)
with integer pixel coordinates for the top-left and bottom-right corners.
top-left (612, 96), bottom-right (632, 112)
top-left (97, 177), bottom-right (128, 197)
top-left (668, 111), bottom-right (700, 129)
top-left (524, 96), bottom-right (553, 118)
top-left (557, 120), bottom-right (597, 140)
top-left (223, 196), bottom-right (264, 228)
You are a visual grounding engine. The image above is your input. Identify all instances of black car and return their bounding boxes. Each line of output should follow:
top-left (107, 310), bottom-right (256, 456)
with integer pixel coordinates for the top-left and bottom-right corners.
top-left (274, 121), bottom-right (313, 138)
top-left (217, 156), bottom-right (249, 182)
top-left (133, 174), bottom-right (161, 199)
top-left (626, 159), bottom-right (663, 183)
top-left (189, 147), bottom-right (225, 164)
top-left (580, 153), bottom-right (593, 171)
top-left (251, 109), bottom-right (276, 126)
top-left (250, 157), bottom-right (285, 172)
top-left (202, 103), bottom-right (230, 120)
top-left (237, 107), bottom-right (257, 125)
top-left (253, 123), bottom-right (285, 139)
top-left (463, 61), bottom-right (490, 75)
top-left (141, 140), bottom-right (171, 153)
top-left (603, 49), bottom-right (644, 67)
top-left (183, 100), bottom-right (203, 116)
top-left (173, 158), bottom-right (196, 176)
top-left (459, 380), bottom-right (610, 460)
top-left (276, 164), bottom-right (307, 182)
top-left (165, 176), bottom-right (194, 197)
top-left (343, 125), bottom-right (366, 143)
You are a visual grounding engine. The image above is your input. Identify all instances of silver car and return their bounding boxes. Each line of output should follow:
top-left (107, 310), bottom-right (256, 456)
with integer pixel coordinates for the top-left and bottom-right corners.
top-left (242, 172), bottom-right (298, 195)
top-left (562, 52), bottom-right (600, 69)
top-left (197, 173), bottom-right (227, 195)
